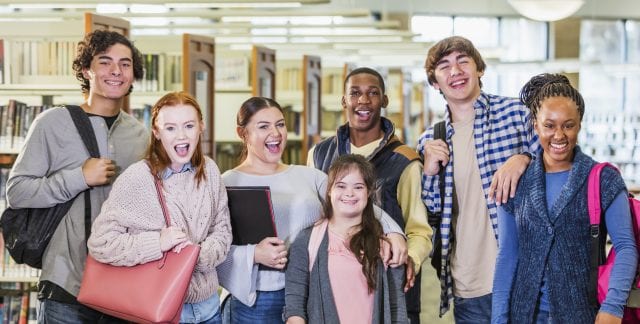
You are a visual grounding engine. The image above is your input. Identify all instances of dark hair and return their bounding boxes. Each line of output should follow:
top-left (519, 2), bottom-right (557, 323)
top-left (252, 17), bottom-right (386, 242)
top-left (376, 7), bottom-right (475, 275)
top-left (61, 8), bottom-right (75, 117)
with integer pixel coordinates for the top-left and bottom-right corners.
top-left (236, 97), bottom-right (285, 162)
top-left (425, 36), bottom-right (486, 88)
top-left (344, 67), bottom-right (386, 94)
top-left (145, 91), bottom-right (207, 186)
top-left (323, 154), bottom-right (383, 292)
top-left (520, 73), bottom-right (585, 122)
top-left (72, 30), bottom-right (144, 96)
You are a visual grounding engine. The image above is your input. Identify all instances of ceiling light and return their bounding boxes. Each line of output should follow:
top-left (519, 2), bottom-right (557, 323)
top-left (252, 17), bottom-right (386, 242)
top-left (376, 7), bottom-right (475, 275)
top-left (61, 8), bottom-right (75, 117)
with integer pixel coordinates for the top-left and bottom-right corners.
top-left (508, 0), bottom-right (585, 21)
top-left (96, 4), bottom-right (127, 14)
top-left (129, 4), bottom-right (169, 13)
top-left (166, 2), bottom-right (301, 8)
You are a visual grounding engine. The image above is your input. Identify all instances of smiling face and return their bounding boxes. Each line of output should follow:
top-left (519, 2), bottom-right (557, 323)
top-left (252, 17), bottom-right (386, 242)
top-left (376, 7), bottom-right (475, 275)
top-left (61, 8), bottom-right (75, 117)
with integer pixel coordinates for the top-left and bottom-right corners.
top-left (342, 73), bottom-right (388, 135)
top-left (534, 96), bottom-right (581, 172)
top-left (329, 167), bottom-right (368, 219)
top-left (432, 50), bottom-right (483, 106)
top-left (82, 43), bottom-right (134, 102)
top-left (239, 107), bottom-right (287, 166)
top-left (152, 104), bottom-right (204, 172)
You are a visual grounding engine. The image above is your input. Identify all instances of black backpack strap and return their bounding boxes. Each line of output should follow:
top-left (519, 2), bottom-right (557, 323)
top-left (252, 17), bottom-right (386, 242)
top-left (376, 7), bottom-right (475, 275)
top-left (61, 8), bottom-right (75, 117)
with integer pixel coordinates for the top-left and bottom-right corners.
top-left (66, 105), bottom-right (100, 251)
top-left (428, 121), bottom-right (449, 279)
top-left (433, 121), bottom-right (446, 200)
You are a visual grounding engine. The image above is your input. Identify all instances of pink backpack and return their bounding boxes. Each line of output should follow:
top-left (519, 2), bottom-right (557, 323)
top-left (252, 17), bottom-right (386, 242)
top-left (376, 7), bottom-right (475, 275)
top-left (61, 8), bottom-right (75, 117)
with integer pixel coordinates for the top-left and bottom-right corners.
top-left (588, 162), bottom-right (640, 321)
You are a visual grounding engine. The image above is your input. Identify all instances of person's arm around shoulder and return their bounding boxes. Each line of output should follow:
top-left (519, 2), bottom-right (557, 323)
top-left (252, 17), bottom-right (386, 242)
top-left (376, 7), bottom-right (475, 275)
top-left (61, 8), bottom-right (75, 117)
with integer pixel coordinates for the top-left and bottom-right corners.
top-left (489, 102), bottom-right (540, 206)
top-left (195, 160), bottom-right (233, 272)
top-left (285, 228), bottom-right (312, 323)
top-left (491, 205), bottom-right (519, 324)
top-left (598, 191), bottom-right (637, 322)
top-left (488, 153), bottom-right (531, 206)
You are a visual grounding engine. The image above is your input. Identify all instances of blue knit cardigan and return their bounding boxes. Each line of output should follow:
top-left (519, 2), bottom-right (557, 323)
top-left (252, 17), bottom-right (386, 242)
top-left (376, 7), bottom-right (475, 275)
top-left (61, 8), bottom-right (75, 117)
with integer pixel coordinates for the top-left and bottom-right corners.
top-left (502, 147), bottom-right (627, 323)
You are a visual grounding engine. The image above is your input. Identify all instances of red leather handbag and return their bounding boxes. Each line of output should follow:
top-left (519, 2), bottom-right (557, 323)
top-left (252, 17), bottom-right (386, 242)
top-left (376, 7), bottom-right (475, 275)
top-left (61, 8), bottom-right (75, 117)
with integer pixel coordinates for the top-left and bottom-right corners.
top-left (78, 177), bottom-right (200, 324)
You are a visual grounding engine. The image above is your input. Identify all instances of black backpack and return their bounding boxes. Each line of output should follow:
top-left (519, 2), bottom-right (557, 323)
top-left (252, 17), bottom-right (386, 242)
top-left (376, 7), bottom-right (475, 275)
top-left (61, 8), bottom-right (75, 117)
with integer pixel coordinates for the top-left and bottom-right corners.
top-left (0, 105), bottom-right (99, 269)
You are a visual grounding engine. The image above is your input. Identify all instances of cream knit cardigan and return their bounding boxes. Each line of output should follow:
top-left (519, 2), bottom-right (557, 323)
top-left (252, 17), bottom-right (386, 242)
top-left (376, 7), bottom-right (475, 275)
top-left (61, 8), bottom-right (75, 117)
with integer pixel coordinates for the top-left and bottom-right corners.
top-left (88, 158), bottom-right (232, 303)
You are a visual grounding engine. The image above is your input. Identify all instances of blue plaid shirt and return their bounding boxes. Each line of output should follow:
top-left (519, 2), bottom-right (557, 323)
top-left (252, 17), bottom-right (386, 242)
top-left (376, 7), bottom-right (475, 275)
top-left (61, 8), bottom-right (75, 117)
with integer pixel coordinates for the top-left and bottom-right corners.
top-left (416, 92), bottom-right (539, 316)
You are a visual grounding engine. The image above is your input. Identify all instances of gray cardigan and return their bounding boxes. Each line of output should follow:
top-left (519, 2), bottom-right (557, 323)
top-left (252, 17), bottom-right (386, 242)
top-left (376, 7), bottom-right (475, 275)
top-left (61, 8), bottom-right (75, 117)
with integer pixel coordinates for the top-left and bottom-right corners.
top-left (285, 225), bottom-right (408, 323)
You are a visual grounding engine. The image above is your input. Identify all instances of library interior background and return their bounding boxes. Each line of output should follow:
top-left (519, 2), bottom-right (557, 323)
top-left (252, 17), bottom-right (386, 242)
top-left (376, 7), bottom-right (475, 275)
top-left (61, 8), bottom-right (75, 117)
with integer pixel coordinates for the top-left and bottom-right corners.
top-left (0, 0), bottom-right (639, 322)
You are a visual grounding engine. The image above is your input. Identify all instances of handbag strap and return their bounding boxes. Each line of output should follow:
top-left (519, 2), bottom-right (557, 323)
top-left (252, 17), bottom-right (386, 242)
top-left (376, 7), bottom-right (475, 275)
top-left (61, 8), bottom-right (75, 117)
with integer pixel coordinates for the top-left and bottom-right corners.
top-left (152, 177), bottom-right (172, 227)
top-left (152, 176), bottom-right (174, 269)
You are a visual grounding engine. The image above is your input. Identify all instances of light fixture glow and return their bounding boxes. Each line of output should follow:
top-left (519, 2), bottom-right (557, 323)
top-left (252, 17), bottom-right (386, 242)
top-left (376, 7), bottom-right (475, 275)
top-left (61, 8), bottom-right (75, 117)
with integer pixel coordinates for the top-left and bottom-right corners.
top-left (166, 2), bottom-right (301, 8)
top-left (96, 4), bottom-right (127, 14)
top-left (508, 0), bottom-right (585, 22)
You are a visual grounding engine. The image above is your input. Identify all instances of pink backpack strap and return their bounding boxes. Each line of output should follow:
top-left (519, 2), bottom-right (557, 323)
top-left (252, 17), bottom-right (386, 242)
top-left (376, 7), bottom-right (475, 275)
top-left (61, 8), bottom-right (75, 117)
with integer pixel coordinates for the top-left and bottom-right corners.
top-left (588, 162), bottom-right (619, 230)
top-left (308, 220), bottom-right (328, 272)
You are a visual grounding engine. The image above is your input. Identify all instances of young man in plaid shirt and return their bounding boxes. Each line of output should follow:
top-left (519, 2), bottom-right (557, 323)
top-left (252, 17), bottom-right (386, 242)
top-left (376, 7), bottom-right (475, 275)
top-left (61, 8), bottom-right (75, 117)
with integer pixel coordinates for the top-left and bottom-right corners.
top-left (416, 36), bottom-right (539, 322)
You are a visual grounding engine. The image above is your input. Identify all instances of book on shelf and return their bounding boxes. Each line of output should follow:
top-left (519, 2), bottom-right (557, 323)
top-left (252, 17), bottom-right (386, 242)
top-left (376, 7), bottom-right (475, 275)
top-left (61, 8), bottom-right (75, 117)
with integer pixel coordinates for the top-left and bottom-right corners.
top-left (0, 102), bottom-right (48, 152)
top-left (216, 56), bottom-right (250, 90)
top-left (165, 54), bottom-right (182, 92)
top-left (131, 104), bottom-right (152, 129)
top-left (225, 186), bottom-right (277, 245)
top-left (0, 39), bottom-right (77, 85)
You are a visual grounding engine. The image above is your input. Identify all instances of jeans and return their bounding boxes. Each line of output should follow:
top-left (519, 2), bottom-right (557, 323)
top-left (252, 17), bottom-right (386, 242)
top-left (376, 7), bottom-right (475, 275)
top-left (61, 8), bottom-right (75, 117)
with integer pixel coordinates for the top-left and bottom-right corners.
top-left (533, 308), bottom-right (553, 324)
top-left (181, 292), bottom-right (221, 324)
top-left (181, 310), bottom-right (222, 324)
top-left (229, 290), bottom-right (285, 324)
top-left (38, 299), bottom-right (127, 324)
top-left (405, 271), bottom-right (421, 324)
top-left (453, 293), bottom-right (492, 324)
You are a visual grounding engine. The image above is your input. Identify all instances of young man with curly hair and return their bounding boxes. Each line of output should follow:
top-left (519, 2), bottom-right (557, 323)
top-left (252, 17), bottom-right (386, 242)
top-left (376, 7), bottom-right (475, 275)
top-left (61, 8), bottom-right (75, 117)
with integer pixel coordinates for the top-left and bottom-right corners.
top-left (6, 30), bottom-right (149, 323)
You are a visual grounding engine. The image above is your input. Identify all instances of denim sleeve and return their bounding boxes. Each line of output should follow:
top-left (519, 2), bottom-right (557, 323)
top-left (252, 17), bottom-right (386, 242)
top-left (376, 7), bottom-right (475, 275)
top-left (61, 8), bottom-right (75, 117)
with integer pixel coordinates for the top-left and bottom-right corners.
top-left (491, 206), bottom-right (519, 324)
top-left (600, 191), bottom-right (638, 318)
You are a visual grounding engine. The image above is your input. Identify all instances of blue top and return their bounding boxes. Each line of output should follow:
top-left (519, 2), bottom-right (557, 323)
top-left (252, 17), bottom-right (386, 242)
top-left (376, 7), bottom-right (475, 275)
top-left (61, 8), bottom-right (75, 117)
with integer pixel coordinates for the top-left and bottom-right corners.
top-left (492, 170), bottom-right (636, 322)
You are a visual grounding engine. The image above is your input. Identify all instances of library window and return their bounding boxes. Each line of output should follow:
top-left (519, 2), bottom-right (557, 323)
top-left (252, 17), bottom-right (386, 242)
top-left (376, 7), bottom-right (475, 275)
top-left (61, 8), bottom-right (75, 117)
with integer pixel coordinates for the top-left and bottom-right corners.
top-left (453, 17), bottom-right (500, 48)
top-left (410, 15), bottom-right (453, 42)
top-left (499, 18), bottom-right (548, 62)
top-left (580, 19), bottom-right (625, 63)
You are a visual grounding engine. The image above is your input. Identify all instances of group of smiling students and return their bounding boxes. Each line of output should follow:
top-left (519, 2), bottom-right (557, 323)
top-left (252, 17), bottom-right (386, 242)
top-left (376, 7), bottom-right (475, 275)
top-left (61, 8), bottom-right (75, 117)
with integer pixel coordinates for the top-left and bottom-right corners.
top-left (5, 27), bottom-right (638, 324)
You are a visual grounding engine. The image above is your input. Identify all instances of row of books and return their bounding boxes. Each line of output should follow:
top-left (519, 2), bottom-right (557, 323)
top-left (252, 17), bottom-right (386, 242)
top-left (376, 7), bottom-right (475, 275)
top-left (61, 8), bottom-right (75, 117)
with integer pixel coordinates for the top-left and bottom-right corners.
top-left (321, 72), bottom-right (344, 95)
top-left (0, 101), bottom-right (49, 152)
top-left (277, 67), bottom-right (303, 92)
top-left (216, 56), bottom-right (250, 90)
top-left (0, 100), bottom-right (158, 154)
top-left (1, 39), bottom-right (78, 85)
top-left (0, 284), bottom-right (37, 324)
top-left (0, 39), bottom-right (184, 94)
top-left (130, 104), bottom-right (152, 129)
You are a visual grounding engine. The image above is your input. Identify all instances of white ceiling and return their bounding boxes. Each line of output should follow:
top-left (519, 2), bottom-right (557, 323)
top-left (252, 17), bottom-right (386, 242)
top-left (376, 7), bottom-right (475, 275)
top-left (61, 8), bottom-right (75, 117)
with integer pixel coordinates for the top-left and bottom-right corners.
top-left (323, 0), bottom-right (640, 20)
top-left (1, 0), bottom-right (639, 69)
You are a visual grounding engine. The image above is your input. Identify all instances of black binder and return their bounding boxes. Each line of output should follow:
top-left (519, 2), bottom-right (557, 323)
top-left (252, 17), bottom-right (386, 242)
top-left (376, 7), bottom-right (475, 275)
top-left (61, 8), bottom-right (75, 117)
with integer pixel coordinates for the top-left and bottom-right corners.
top-left (226, 186), bottom-right (278, 245)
